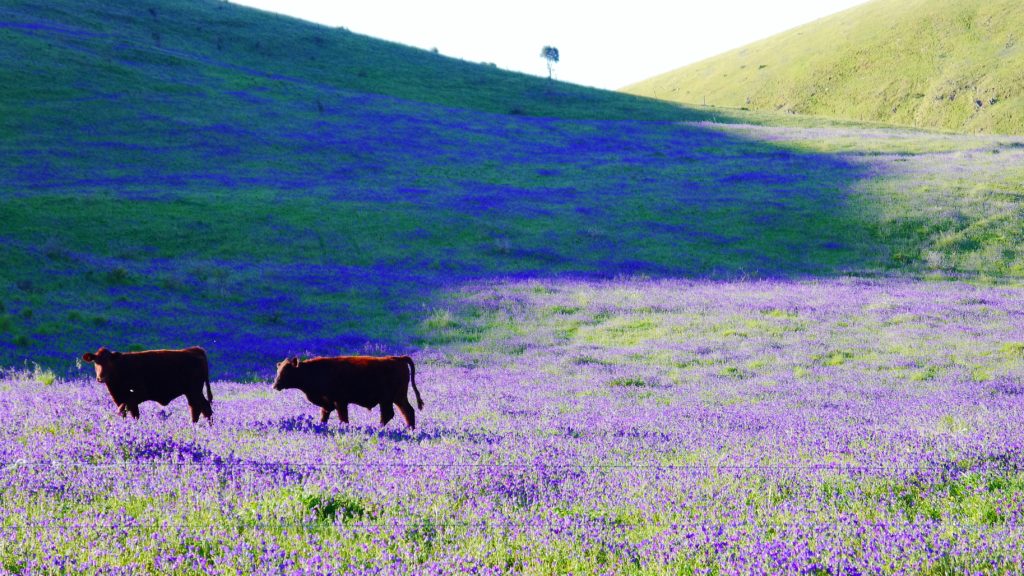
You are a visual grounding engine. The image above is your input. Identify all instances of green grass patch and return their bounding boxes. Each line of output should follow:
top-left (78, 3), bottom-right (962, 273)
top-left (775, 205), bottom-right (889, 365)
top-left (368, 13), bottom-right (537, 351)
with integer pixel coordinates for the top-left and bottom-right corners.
top-left (608, 377), bottom-right (652, 388)
top-left (814, 350), bottom-right (855, 367)
top-left (1000, 342), bottom-right (1024, 360)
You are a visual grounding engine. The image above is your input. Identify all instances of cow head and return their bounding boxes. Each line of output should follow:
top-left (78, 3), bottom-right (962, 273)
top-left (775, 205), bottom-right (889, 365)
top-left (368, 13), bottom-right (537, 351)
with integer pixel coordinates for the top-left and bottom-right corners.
top-left (271, 357), bottom-right (301, 390)
top-left (81, 347), bottom-right (119, 383)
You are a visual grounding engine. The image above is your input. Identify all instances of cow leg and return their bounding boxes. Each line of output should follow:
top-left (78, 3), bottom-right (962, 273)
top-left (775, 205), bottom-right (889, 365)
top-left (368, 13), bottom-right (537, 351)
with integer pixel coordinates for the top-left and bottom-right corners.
top-left (396, 398), bottom-right (416, 429)
top-left (379, 402), bottom-right (395, 427)
top-left (335, 401), bottom-right (349, 424)
top-left (187, 392), bottom-right (213, 423)
top-left (127, 403), bottom-right (140, 419)
top-left (117, 403), bottom-right (128, 418)
top-left (319, 407), bottom-right (332, 424)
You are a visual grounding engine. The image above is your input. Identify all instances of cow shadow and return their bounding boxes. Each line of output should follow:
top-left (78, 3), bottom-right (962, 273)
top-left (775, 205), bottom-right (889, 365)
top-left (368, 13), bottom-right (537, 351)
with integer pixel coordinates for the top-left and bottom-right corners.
top-left (257, 414), bottom-right (450, 442)
top-left (360, 424), bottom-right (446, 443)
top-left (249, 414), bottom-right (333, 436)
top-left (355, 424), bottom-right (505, 445)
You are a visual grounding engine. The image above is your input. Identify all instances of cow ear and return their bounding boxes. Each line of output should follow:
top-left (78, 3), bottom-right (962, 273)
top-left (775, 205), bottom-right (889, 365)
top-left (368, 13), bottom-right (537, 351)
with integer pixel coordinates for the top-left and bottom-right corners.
top-left (289, 357), bottom-right (299, 367)
top-left (82, 353), bottom-right (96, 363)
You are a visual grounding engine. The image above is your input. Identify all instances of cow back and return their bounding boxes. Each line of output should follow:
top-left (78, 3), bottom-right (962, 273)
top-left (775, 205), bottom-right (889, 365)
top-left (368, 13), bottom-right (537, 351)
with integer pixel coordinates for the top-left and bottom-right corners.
top-left (303, 356), bottom-right (411, 407)
top-left (111, 349), bottom-right (208, 403)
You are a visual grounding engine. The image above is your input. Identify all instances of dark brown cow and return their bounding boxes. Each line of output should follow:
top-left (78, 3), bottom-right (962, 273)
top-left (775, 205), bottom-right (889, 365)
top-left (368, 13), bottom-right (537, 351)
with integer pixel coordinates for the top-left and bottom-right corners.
top-left (272, 355), bottom-right (424, 429)
top-left (81, 347), bottom-right (213, 422)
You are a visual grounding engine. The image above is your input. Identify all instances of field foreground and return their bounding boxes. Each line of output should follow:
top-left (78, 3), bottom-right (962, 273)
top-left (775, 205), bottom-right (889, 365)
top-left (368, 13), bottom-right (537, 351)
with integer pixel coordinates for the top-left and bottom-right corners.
top-left (2, 277), bottom-right (1024, 574)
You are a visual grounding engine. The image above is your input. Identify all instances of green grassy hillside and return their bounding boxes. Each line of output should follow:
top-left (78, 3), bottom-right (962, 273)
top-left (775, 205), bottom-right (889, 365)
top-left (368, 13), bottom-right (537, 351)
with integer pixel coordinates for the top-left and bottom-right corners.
top-left (1, 0), bottom-right (1022, 375)
top-left (0, 0), bottom-right (712, 123)
top-left (623, 0), bottom-right (1024, 135)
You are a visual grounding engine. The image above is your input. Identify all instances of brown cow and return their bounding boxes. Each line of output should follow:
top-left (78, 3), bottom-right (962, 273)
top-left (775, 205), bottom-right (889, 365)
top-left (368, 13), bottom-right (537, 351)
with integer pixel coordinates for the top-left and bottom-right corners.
top-left (271, 355), bottom-right (424, 429)
top-left (81, 347), bottom-right (213, 422)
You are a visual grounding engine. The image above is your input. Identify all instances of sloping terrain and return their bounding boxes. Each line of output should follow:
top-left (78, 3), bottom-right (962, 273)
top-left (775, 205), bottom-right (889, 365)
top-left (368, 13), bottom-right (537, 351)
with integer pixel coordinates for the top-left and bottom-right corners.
top-left (623, 0), bottom-right (1024, 134)
top-left (1, 0), bottom-right (1022, 376)
top-left (0, 0), bottom-right (727, 124)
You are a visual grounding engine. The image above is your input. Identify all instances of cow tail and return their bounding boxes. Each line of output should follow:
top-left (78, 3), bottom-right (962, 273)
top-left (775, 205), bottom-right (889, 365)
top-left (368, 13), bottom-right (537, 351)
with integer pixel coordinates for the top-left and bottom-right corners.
top-left (202, 354), bottom-right (213, 404)
top-left (404, 356), bottom-right (423, 410)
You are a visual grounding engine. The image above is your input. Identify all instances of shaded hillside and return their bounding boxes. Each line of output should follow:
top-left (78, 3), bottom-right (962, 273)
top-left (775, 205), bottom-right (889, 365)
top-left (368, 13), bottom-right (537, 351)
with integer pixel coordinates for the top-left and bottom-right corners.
top-left (0, 0), bottom-right (1022, 376)
top-left (623, 0), bottom-right (1024, 134)
top-left (0, 0), bottom-right (882, 375)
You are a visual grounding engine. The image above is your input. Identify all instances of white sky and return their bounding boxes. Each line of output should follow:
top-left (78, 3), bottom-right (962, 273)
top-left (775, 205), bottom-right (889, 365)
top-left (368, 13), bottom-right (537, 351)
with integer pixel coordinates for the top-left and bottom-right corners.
top-left (230, 0), bottom-right (869, 89)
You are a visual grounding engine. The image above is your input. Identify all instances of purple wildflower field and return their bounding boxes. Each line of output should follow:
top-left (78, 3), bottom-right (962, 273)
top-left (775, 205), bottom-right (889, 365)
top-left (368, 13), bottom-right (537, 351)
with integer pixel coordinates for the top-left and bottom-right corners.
top-left (3, 277), bottom-right (1023, 574)
top-left (4, 2), bottom-right (1024, 574)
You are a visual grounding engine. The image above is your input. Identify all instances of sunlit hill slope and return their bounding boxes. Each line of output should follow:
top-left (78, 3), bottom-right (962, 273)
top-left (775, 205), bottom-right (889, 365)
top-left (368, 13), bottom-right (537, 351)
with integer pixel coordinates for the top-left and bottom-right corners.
top-left (623, 0), bottom-right (1024, 134)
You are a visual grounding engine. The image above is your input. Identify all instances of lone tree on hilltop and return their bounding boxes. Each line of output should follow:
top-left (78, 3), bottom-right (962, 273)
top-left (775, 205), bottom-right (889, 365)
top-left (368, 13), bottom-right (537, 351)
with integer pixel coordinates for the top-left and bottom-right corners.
top-left (540, 45), bottom-right (559, 79)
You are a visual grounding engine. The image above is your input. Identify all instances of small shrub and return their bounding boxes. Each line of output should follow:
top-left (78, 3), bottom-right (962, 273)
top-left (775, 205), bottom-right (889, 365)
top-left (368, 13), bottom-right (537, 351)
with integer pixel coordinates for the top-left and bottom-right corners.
top-left (814, 350), bottom-right (854, 367)
top-left (33, 364), bottom-right (56, 386)
top-left (300, 492), bottom-right (366, 524)
top-left (609, 377), bottom-right (649, 388)
top-left (760, 307), bottom-right (798, 319)
top-left (911, 366), bottom-right (939, 381)
top-left (159, 277), bottom-right (184, 291)
top-left (42, 238), bottom-right (70, 261)
top-left (423, 309), bottom-right (456, 331)
top-left (572, 355), bottom-right (610, 366)
top-left (972, 367), bottom-right (994, 382)
top-left (1000, 342), bottom-right (1024, 360)
top-left (104, 267), bottom-right (133, 285)
top-left (406, 517), bottom-right (439, 549)
top-left (719, 365), bottom-right (745, 378)
top-left (505, 343), bottom-right (527, 355)
top-left (937, 414), bottom-right (971, 435)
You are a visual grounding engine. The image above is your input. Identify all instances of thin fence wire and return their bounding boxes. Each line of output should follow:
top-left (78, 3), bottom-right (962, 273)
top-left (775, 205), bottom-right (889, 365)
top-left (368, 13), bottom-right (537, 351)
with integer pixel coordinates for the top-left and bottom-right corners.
top-left (4, 518), bottom-right (1024, 531)
top-left (0, 460), bottom-right (980, 471)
